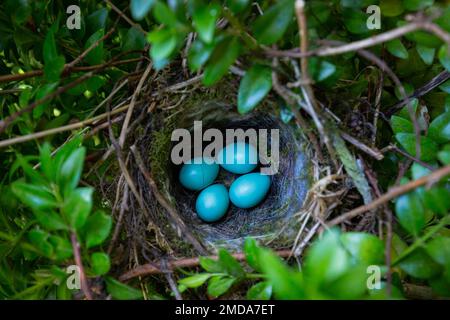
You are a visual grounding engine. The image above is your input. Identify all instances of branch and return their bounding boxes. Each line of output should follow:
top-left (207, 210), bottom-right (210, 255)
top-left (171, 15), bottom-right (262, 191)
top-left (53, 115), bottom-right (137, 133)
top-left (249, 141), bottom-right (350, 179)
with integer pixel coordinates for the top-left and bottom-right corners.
top-left (327, 165), bottom-right (450, 227)
top-left (70, 232), bottom-right (93, 300)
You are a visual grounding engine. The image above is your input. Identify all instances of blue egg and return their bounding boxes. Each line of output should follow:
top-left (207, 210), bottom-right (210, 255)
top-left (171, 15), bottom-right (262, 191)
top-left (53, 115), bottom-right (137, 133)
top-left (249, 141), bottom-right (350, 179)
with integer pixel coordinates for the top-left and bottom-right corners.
top-left (217, 142), bottom-right (258, 174)
top-left (179, 157), bottom-right (219, 190)
top-left (229, 173), bottom-right (271, 208)
top-left (196, 184), bottom-right (229, 222)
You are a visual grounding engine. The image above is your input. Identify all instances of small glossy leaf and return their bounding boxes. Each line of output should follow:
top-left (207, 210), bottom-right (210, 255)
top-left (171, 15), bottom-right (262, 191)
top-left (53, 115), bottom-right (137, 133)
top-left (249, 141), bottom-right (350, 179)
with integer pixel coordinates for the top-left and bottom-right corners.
top-left (34, 210), bottom-right (68, 231)
top-left (238, 65), bottom-right (272, 114)
top-left (428, 112), bottom-right (450, 144)
top-left (33, 83), bottom-right (59, 119)
top-left (386, 39), bottom-right (409, 59)
top-left (398, 248), bottom-right (442, 279)
top-left (147, 28), bottom-right (177, 61)
top-left (244, 237), bottom-right (261, 272)
top-left (343, 9), bottom-right (370, 34)
top-left (439, 45), bottom-right (450, 72)
top-left (57, 147), bottom-right (86, 197)
top-left (86, 8), bottom-right (108, 36)
top-left (403, 0), bottom-right (434, 11)
top-left (91, 252), bottom-right (111, 275)
top-left (391, 115), bottom-right (414, 134)
top-left (309, 58), bottom-right (336, 82)
top-left (395, 192), bottom-right (425, 236)
top-left (416, 45), bottom-right (435, 65)
top-left (438, 144), bottom-right (450, 164)
top-left (203, 36), bottom-right (241, 86)
top-left (423, 187), bottom-right (450, 216)
top-left (380, 0), bottom-right (404, 17)
top-left (192, 2), bottom-right (221, 43)
top-left (179, 273), bottom-right (211, 288)
top-left (395, 133), bottom-right (438, 162)
top-left (62, 187), bottom-right (93, 230)
top-left (340, 232), bottom-right (385, 265)
top-left (48, 235), bottom-right (72, 261)
top-left (122, 27), bottom-right (146, 52)
top-left (130, 0), bottom-right (155, 21)
top-left (246, 281), bottom-right (272, 300)
top-left (11, 182), bottom-right (57, 212)
top-left (187, 39), bottom-right (215, 71)
top-left (207, 276), bottom-right (235, 297)
top-left (84, 29), bottom-right (105, 65)
top-left (83, 211), bottom-right (112, 248)
top-left (199, 256), bottom-right (224, 273)
top-left (105, 277), bottom-right (143, 299)
top-left (226, 0), bottom-right (250, 14)
top-left (218, 249), bottom-right (244, 278)
top-left (252, 0), bottom-right (294, 45)
top-left (426, 236), bottom-right (450, 266)
top-left (153, 1), bottom-right (178, 27)
top-left (28, 229), bottom-right (53, 257)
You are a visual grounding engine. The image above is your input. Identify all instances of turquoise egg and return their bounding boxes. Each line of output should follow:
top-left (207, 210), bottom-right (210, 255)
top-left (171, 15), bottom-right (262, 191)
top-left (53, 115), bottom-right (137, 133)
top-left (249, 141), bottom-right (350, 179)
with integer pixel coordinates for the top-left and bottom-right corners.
top-left (196, 184), bottom-right (229, 222)
top-left (217, 142), bottom-right (258, 174)
top-left (179, 157), bottom-right (219, 190)
top-left (229, 173), bottom-right (271, 208)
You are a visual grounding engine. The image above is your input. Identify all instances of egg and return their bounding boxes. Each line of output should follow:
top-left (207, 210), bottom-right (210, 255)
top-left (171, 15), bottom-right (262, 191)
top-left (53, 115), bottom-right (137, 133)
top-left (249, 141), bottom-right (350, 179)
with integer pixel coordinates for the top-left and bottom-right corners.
top-left (179, 157), bottom-right (219, 190)
top-left (195, 184), bottom-right (229, 222)
top-left (217, 142), bottom-right (258, 174)
top-left (229, 173), bottom-right (271, 208)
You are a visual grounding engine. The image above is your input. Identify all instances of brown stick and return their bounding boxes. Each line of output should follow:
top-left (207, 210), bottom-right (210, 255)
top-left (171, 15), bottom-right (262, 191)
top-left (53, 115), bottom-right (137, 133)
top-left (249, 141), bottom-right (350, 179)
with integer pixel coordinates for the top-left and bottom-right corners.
top-left (119, 249), bottom-right (293, 281)
top-left (70, 232), bottom-right (93, 300)
top-left (327, 164), bottom-right (450, 227)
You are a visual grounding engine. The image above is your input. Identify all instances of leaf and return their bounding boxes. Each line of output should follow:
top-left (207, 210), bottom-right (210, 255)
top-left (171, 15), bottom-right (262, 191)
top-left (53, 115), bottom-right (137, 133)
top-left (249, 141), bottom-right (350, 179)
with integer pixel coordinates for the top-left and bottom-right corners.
top-left (237, 65), bottom-right (272, 114)
top-left (325, 265), bottom-right (369, 299)
top-left (244, 237), bottom-right (261, 272)
top-left (391, 115), bottom-right (414, 134)
top-left (187, 39), bottom-right (215, 71)
top-left (57, 147), bottom-right (86, 197)
top-left (246, 281), bottom-right (272, 300)
top-left (428, 112), bottom-right (450, 144)
top-left (207, 276), bottom-right (235, 298)
top-left (439, 45), bottom-right (450, 72)
top-left (416, 45), bottom-right (435, 65)
top-left (147, 28), bottom-right (177, 61)
top-left (33, 82), bottom-right (59, 119)
top-left (403, 0), bottom-right (434, 11)
top-left (252, 0), bottom-right (294, 45)
top-left (380, 0), bottom-right (404, 17)
top-left (395, 192), bottom-right (425, 236)
top-left (395, 133), bottom-right (438, 162)
top-left (203, 36), bottom-right (241, 86)
top-left (423, 187), bottom-right (450, 216)
top-left (340, 232), bottom-right (385, 265)
top-left (438, 144), bottom-right (450, 164)
top-left (62, 187), bottom-right (93, 230)
top-left (426, 236), bottom-right (450, 266)
top-left (386, 39), bottom-right (409, 59)
top-left (34, 210), bottom-right (68, 231)
top-left (86, 8), bottom-right (108, 36)
top-left (122, 27), bottom-right (146, 52)
top-left (309, 58), bottom-right (336, 82)
top-left (153, 0), bottom-right (178, 27)
top-left (199, 256), bottom-right (224, 273)
top-left (218, 249), bottom-right (245, 278)
top-left (48, 235), bottom-right (72, 261)
top-left (105, 277), bottom-right (143, 299)
top-left (226, 0), bottom-right (250, 14)
top-left (192, 1), bottom-right (221, 44)
top-left (39, 143), bottom-right (53, 182)
top-left (343, 9), bottom-right (370, 34)
top-left (398, 249), bottom-right (442, 279)
top-left (67, 76), bottom-right (106, 96)
top-left (83, 211), bottom-right (112, 248)
top-left (91, 252), bottom-right (111, 275)
top-left (11, 182), bottom-right (57, 212)
top-left (130, 0), bottom-right (155, 21)
top-left (178, 273), bottom-right (212, 288)
top-left (28, 229), bottom-right (53, 258)
top-left (84, 29), bottom-right (105, 65)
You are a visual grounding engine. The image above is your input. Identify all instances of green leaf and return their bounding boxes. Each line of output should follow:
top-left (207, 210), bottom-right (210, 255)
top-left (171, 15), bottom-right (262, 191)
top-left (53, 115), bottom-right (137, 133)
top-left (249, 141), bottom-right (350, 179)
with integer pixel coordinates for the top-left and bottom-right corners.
top-left (439, 45), bottom-right (450, 72)
top-left (386, 39), bottom-right (409, 59)
top-left (6, 0), bottom-right (31, 24)
top-left (83, 211), bottom-right (112, 248)
top-left (192, 2), bottom-right (221, 43)
top-left (340, 232), bottom-right (385, 265)
top-left (48, 235), bottom-right (72, 261)
top-left (105, 277), bottom-right (143, 299)
top-left (244, 237), bottom-right (261, 272)
top-left (153, 0), bottom-right (178, 27)
top-left (218, 249), bottom-right (245, 278)
top-left (34, 210), bottom-right (68, 231)
top-left (246, 281), bottom-right (272, 300)
top-left (343, 9), bottom-right (370, 34)
top-left (380, 0), bottom-right (404, 17)
top-left (226, 0), bottom-right (250, 14)
top-left (33, 82), bottom-right (59, 119)
top-left (325, 265), bottom-right (369, 299)
top-left (84, 29), bottom-right (105, 65)
top-left (395, 192), bottom-right (425, 236)
top-left (203, 36), bottom-right (241, 86)
top-left (207, 276), bottom-right (235, 297)
top-left (187, 39), bottom-right (215, 71)
top-left (11, 182), bottom-right (57, 212)
top-left (178, 273), bottom-right (211, 288)
top-left (252, 0), bottom-right (294, 45)
top-left (422, 186), bottom-right (450, 217)
top-left (28, 229), bottom-right (53, 257)
top-left (391, 115), bottom-right (414, 134)
top-left (426, 236), bottom-right (450, 266)
top-left (122, 27), bottom-right (146, 52)
top-left (238, 65), bottom-right (272, 114)
top-left (403, 0), bottom-right (434, 11)
top-left (438, 144), bottom-right (450, 164)
top-left (309, 59), bottom-right (336, 82)
top-left (91, 252), bottom-right (111, 275)
top-left (395, 133), bottom-right (438, 162)
top-left (259, 248), bottom-right (304, 299)
top-left (416, 45), bottom-right (435, 65)
top-left (39, 143), bottom-right (53, 182)
top-left (199, 256), bottom-right (224, 273)
top-left (130, 0), bottom-right (155, 21)
top-left (57, 147), bottom-right (86, 197)
top-left (428, 112), bottom-right (450, 144)
top-left (67, 76), bottom-right (106, 96)
top-left (62, 187), bottom-right (93, 230)
top-left (86, 8), bottom-right (108, 36)
top-left (147, 28), bottom-right (177, 61)
top-left (398, 249), bottom-right (441, 279)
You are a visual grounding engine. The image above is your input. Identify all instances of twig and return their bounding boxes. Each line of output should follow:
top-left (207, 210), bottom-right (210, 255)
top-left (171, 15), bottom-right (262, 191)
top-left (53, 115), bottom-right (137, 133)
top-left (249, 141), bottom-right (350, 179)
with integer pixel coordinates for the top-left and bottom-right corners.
top-left (327, 165), bottom-right (450, 227)
top-left (340, 132), bottom-right (384, 160)
top-left (70, 232), bottom-right (93, 300)
top-left (105, 0), bottom-right (146, 34)
top-left (119, 249), bottom-right (292, 281)
top-left (107, 184), bottom-right (129, 255)
top-left (383, 144), bottom-right (434, 171)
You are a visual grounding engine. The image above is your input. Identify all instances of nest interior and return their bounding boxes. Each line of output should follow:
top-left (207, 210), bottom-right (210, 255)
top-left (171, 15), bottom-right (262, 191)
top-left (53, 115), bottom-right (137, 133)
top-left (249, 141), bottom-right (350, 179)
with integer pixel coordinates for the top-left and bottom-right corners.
top-left (138, 99), bottom-right (312, 253)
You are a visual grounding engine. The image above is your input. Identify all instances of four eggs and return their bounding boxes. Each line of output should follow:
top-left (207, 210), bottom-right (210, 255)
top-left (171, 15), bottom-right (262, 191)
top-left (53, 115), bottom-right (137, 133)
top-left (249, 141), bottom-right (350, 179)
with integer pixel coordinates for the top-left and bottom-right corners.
top-left (178, 142), bottom-right (271, 222)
